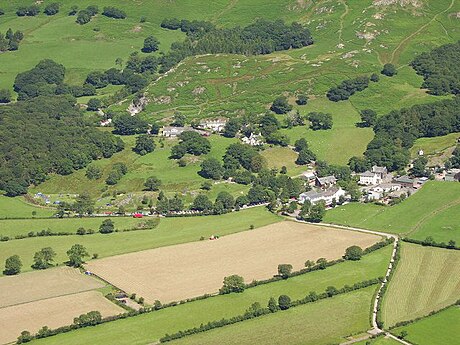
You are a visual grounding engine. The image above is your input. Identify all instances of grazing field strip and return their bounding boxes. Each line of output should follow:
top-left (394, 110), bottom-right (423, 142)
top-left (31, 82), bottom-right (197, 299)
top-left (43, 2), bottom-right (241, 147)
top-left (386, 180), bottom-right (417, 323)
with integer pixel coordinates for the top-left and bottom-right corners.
top-left (0, 291), bottom-right (124, 345)
top-left (0, 207), bottom-right (280, 275)
top-left (324, 181), bottom-right (460, 243)
top-left (166, 287), bottom-right (377, 345)
top-left (0, 267), bottom-right (104, 308)
top-left (86, 221), bottom-right (380, 303)
top-left (382, 243), bottom-right (460, 327)
top-left (393, 305), bottom-right (460, 345)
top-left (24, 245), bottom-right (392, 345)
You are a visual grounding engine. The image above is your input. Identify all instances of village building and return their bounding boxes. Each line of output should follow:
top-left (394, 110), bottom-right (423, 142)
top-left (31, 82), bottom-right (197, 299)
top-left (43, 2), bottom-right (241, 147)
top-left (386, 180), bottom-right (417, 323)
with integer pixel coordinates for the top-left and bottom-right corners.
top-left (300, 170), bottom-right (316, 186)
top-left (393, 175), bottom-right (416, 188)
top-left (315, 175), bottom-right (337, 189)
top-left (445, 169), bottom-right (460, 182)
top-left (100, 118), bottom-right (112, 127)
top-left (299, 187), bottom-right (346, 205)
top-left (372, 165), bottom-right (388, 178)
top-left (359, 171), bottom-right (382, 186)
top-left (198, 118), bottom-right (228, 132)
top-left (160, 126), bottom-right (207, 137)
top-left (241, 133), bottom-right (263, 146)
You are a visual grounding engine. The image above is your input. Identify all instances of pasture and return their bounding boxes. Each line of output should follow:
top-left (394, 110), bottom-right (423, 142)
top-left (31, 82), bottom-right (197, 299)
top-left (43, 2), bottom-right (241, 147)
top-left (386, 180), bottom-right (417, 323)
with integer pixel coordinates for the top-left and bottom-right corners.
top-left (324, 181), bottom-right (460, 243)
top-left (0, 196), bottom-right (54, 219)
top-left (0, 207), bottom-right (281, 275)
top-left (393, 305), bottom-right (460, 345)
top-left (86, 221), bottom-right (380, 303)
top-left (381, 243), bottom-right (460, 327)
top-left (164, 287), bottom-right (377, 345)
top-left (354, 336), bottom-right (401, 345)
top-left (0, 266), bottom-right (104, 308)
top-left (29, 245), bottom-right (392, 345)
top-left (0, 290), bottom-right (124, 345)
top-left (0, 216), bottom-right (158, 238)
top-left (410, 132), bottom-right (459, 159)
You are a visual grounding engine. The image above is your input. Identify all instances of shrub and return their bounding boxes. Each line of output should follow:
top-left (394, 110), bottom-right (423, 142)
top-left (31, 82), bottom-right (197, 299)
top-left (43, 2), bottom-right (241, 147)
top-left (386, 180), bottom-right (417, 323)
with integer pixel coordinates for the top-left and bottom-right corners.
top-left (44, 3), bottom-right (59, 16)
top-left (102, 7), bottom-right (126, 19)
top-left (270, 96), bottom-right (292, 114)
top-left (278, 295), bottom-right (291, 310)
top-left (381, 63), bottom-right (397, 77)
top-left (219, 275), bottom-right (245, 294)
top-left (142, 36), bottom-right (160, 53)
top-left (99, 219), bottom-right (115, 234)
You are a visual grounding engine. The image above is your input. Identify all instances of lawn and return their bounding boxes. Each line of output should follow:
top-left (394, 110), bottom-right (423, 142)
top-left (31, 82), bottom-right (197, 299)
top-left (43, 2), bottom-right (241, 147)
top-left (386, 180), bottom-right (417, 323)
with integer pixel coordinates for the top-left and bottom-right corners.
top-left (30, 246), bottom-right (391, 345)
top-left (164, 287), bottom-right (377, 345)
top-left (0, 207), bottom-right (281, 275)
top-left (392, 305), bottom-right (460, 345)
top-left (0, 196), bottom-right (54, 219)
top-left (381, 243), bottom-right (460, 327)
top-left (324, 181), bottom-right (460, 243)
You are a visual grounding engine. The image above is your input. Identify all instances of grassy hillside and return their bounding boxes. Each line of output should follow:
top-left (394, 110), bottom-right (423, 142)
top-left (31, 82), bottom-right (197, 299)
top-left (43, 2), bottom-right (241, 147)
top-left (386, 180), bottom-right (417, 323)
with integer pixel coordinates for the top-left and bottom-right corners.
top-left (0, 0), bottom-right (303, 91)
top-left (30, 134), bottom-right (249, 209)
top-left (381, 243), bottom-right (460, 327)
top-left (165, 287), bottom-right (376, 345)
top-left (0, 196), bottom-right (54, 219)
top-left (393, 305), bottom-right (460, 345)
top-left (0, 207), bottom-right (280, 275)
top-left (30, 246), bottom-right (391, 345)
top-left (324, 181), bottom-right (460, 243)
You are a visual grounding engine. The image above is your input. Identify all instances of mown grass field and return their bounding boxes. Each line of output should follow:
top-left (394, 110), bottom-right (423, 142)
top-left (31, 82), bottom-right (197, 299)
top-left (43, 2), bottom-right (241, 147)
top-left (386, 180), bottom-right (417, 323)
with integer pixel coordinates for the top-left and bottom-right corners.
top-left (0, 216), bottom-right (157, 238)
top-left (324, 181), bottom-right (460, 243)
top-left (164, 287), bottom-right (376, 345)
top-left (0, 196), bottom-right (54, 219)
top-left (30, 245), bottom-right (391, 345)
top-left (393, 305), bottom-right (460, 345)
top-left (0, 207), bottom-right (280, 275)
top-left (381, 243), bottom-right (460, 327)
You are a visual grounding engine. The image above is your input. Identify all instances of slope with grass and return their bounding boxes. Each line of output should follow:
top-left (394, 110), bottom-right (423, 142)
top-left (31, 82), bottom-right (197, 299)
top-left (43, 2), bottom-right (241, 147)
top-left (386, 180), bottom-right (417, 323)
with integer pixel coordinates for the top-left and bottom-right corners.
top-left (0, 207), bottom-right (280, 275)
top-left (0, 196), bottom-right (54, 219)
top-left (29, 245), bottom-right (391, 345)
top-left (381, 243), bottom-right (460, 327)
top-left (164, 287), bottom-right (377, 345)
top-left (392, 305), bottom-right (460, 345)
top-left (324, 181), bottom-right (460, 243)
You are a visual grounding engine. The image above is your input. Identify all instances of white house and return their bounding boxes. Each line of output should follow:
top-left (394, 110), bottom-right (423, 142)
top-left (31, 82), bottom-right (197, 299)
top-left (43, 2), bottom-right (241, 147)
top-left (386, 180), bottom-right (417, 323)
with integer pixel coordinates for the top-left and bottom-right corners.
top-left (359, 171), bottom-right (382, 185)
top-left (241, 133), bottom-right (263, 146)
top-left (372, 165), bottom-right (388, 178)
top-left (300, 171), bottom-right (316, 185)
top-left (371, 183), bottom-right (401, 193)
top-left (160, 126), bottom-right (207, 137)
top-left (198, 118), bottom-right (228, 132)
top-left (298, 187), bottom-right (346, 205)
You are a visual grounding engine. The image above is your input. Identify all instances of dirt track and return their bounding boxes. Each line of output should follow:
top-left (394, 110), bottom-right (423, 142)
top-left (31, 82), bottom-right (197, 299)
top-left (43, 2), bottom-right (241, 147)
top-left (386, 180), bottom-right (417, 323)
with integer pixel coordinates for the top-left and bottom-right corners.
top-left (0, 291), bottom-right (123, 345)
top-left (0, 266), bottom-right (104, 308)
top-left (87, 221), bottom-right (380, 304)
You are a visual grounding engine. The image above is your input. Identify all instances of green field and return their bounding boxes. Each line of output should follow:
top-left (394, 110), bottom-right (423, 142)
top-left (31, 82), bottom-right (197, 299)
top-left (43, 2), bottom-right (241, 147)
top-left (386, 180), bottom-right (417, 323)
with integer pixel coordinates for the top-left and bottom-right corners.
top-left (382, 243), bottom-right (460, 327)
top-left (30, 246), bottom-right (391, 345)
top-left (0, 196), bottom-right (54, 219)
top-left (393, 305), bottom-right (460, 345)
top-left (0, 216), bottom-right (157, 238)
top-left (0, 207), bottom-right (280, 275)
top-left (324, 181), bottom-right (460, 243)
top-left (166, 287), bottom-right (376, 345)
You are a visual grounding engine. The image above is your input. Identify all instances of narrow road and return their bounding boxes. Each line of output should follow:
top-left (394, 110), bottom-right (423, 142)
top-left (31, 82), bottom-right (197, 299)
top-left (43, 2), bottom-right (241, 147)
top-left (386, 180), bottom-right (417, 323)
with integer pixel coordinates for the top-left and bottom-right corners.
top-left (295, 221), bottom-right (415, 345)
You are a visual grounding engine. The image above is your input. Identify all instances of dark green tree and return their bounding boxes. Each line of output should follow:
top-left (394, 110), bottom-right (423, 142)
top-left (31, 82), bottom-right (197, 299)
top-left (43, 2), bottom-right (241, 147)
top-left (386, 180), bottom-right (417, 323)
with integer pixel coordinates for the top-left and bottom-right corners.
top-left (270, 96), bottom-right (292, 114)
top-left (277, 264), bottom-right (293, 279)
top-left (199, 158), bottom-right (224, 180)
top-left (134, 135), bottom-right (155, 155)
top-left (85, 165), bottom-right (102, 180)
top-left (142, 35), bottom-right (160, 53)
top-left (359, 109), bottom-right (377, 127)
top-left (381, 63), bottom-right (397, 77)
top-left (66, 244), bottom-right (89, 267)
top-left (4, 255), bottom-right (22, 275)
top-left (191, 194), bottom-right (213, 212)
top-left (32, 247), bottom-right (56, 269)
top-left (343, 245), bottom-right (363, 261)
top-left (144, 176), bottom-right (162, 191)
top-left (99, 219), bottom-right (115, 234)
top-left (219, 274), bottom-right (245, 294)
top-left (278, 295), bottom-right (291, 310)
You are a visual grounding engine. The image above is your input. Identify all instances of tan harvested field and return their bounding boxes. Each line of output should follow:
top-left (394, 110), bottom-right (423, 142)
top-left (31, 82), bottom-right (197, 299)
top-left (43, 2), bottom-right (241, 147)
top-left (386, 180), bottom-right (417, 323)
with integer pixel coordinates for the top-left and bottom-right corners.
top-left (0, 267), bottom-right (104, 308)
top-left (0, 290), bottom-right (124, 345)
top-left (86, 221), bottom-right (380, 304)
